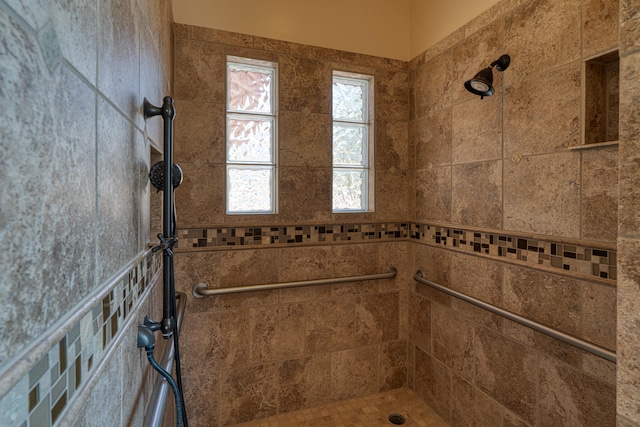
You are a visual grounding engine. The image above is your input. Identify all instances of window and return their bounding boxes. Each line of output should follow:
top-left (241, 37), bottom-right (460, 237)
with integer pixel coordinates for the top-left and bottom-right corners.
top-left (226, 57), bottom-right (277, 214)
top-left (332, 72), bottom-right (374, 212)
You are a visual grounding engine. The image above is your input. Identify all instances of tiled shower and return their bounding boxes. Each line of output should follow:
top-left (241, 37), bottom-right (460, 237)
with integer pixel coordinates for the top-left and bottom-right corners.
top-left (2, 0), bottom-right (640, 426)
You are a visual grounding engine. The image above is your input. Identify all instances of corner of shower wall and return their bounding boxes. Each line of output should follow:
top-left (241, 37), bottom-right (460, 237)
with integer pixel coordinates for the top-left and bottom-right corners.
top-left (0, 0), bottom-right (175, 425)
top-left (407, 0), bottom-right (620, 424)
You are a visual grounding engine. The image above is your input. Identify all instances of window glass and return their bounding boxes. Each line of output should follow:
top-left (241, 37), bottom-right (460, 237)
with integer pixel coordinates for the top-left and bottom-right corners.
top-left (332, 73), bottom-right (373, 212)
top-left (226, 58), bottom-right (277, 214)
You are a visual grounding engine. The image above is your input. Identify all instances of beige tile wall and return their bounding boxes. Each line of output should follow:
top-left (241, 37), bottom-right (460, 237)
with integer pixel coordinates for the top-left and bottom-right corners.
top-left (173, 0), bottom-right (625, 425)
top-left (617, 0), bottom-right (640, 424)
top-left (408, 0), bottom-right (620, 425)
top-left (172, 27), bottom-right (412, 425)
top-left (0, 0), bottom-right (173, 424)
top-left (173, 24), bottom-right (410, 228)
top-left (174, 243), bottom-right (410, 426)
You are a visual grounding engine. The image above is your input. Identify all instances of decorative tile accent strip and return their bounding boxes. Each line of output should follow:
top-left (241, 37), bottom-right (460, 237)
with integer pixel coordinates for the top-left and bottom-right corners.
top-left (410, 223), bottom-right (616, 282)
top-left (176, 222), bottom-right (616, 283)
top-left (0, 251), bottom-right (161, 427)
top-left (176, 223), bottom-right (410, 248)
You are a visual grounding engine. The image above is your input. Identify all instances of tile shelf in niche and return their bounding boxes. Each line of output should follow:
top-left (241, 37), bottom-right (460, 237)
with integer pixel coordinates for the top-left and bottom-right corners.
top-left (568, 140), bottom-right (619, 151)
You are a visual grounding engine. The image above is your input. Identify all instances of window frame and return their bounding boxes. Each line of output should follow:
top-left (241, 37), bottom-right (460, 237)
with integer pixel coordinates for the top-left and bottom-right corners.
top-left (332, 71), bottom-right (375, 213)
top-left (225, 56), bottom-right (278, 215)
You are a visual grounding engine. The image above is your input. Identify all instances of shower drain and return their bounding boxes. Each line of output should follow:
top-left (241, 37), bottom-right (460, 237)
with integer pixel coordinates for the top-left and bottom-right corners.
top-left (388, 413), bottom-right (406, 425)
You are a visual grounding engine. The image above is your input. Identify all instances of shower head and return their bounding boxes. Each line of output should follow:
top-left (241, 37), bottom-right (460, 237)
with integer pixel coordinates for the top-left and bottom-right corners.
top-left (464, 54), bottom-right (510, 99)
top-left (149, 161), bottom-right (183, 192)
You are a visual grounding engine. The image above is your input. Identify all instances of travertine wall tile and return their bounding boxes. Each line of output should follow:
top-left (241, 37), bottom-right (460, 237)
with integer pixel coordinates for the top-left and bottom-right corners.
top-left (539, 355), bottom-right (615, 425)
top-left (412, 51), bottom-right (453, 118)
top-left (474, 327), bottom-right (537, 424)
top-left (453, 20), bottom-right (504, 104)
top-left (581, 282), bottom-right (616, 351)
top-left (451, 375), bottom-right (504, 427)
top-left (279, 167), bottom-right (332, 222)
top-left (279, 111), bottom-right (332, 168)
top-left (375, 120), bottom-right (409, 171)
top-left (98, 0), bottom-right (140, 121)
top-left (413, 108), bottom-right (452, 167)
top-left (0, 0), bottom-right (171, 423)
top-left (97, 99), bottom-right (142, 284)
top-left (503, 265), bottom-right (581, 336)
top-left (504, 62), bottom-right (581, 156)
top-left (250, 303), bottom-right (305, 363)
top-left (278, 355), bottom-right (330, 413)
top-left (582, 147), bottom-right (619, 242)
top-left (619, 53), bottom-right (640, 236)
top-left (183, 373), bottom-right (219, 427)
top-left (174, 163), bottom-right (225, 227)
top-left (220, 248), bottom-right (280, 287)
top-left (280, 55), bottom-right (331, 114)
top-left (504, 0), bottom-right (581, 86)
top-left (50, 0), bottom-right (97, 83)
top-left (174, 251), bottom-right (222, 313)
top-left (409, 294), bottom-right (432, 353)
top-left (72, 346), bottom-right (123, 426)
top-left (452, 160), bottom-right (503, 229)
top-left (330, 346), bottom-right (378, 401)
top-left (378, 340), bottom-right (408, 391)
top-left (415, 166), bottom-right (452, 223)
top-left (355, 292), bottom-right (400, 345)
top-left (504, 152), bottom-right (581, 237)
top-left (414, 347), bottom-right (452, 422)
top-left (183, 310), bottom-right (250, 374)
top-left (620, 0), bottom-right (640, 55)
top-left (617, 238), bottom-right (640, 420)
top-left (278, 246), bottom-right (333, 282)
top-left (331, 244), bottom-right (379, 276)
top-left (375, 169), bottom-right (412, 220)
top-left (581, 351), bottom-right (616, 385)
top-left (219, 364), bottom-right (278, 425)
top-left (414, 244), bottom-right (451, 289)
top-left (452, 96), bottom-right (503, 164)
top-left (190, 25), bottom-right (253, 47)
top-left (583, 0), bottom-right (620, 57)
top-left (174, 100), bottom-right (225, 164)
top-left (375, 69), bottom-right (409, 121)
top-left (450, 253), bottom-right (503, 305)
top-left (174, 38), bottom-right (225, 104)
top-left (305, 297), bottom-right (356, 353)
top-left (432, 305), bottom-right (475, 380)
top-left (379, 241), bottom-right (413, 292)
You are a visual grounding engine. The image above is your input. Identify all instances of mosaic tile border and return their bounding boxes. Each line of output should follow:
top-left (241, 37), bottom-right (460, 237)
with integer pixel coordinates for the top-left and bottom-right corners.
top-left (410, 223), bottom-right (616, 282)
top-left (0, 251), bottom-right (161, 427)
top-left (176, 222), bottom-right (410, 248)
top-left (176, 222), bottom-right (616, 283)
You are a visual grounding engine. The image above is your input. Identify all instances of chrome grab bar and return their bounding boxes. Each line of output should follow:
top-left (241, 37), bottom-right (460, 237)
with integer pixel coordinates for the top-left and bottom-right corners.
top-left (143, 292), bottom-right (187, 427)
top-left (192, 267), bottom-right (397, 298)
top-left (413, 271), bottom-right (616, 363)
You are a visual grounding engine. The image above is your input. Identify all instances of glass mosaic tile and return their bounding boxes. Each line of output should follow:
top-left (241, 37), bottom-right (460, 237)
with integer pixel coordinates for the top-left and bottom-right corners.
top-left (0, 251), bottom-right (160, 427)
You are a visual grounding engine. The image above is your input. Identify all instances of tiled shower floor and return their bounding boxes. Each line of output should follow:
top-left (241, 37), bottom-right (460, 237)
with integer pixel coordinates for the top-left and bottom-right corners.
top-left (230, 388), bottom-right (448, 427)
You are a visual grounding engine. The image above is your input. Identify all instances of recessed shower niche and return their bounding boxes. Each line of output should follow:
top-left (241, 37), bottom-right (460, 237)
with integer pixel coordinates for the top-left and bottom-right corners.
top-left (584, 50), bottom-right (619, 145)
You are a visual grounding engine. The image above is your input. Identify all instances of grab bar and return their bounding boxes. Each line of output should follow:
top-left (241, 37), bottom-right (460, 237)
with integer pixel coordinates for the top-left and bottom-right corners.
top-left (413, 271), bottom-right (616, 363)
top-left (143, 292), bottom-right (187, 427)
top-left (192, 267), bottom-right (397, 298)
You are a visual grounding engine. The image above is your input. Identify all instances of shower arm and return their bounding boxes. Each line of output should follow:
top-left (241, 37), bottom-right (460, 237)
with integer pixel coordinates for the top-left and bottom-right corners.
top-left (145, 97), bottom-right (177, 339)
